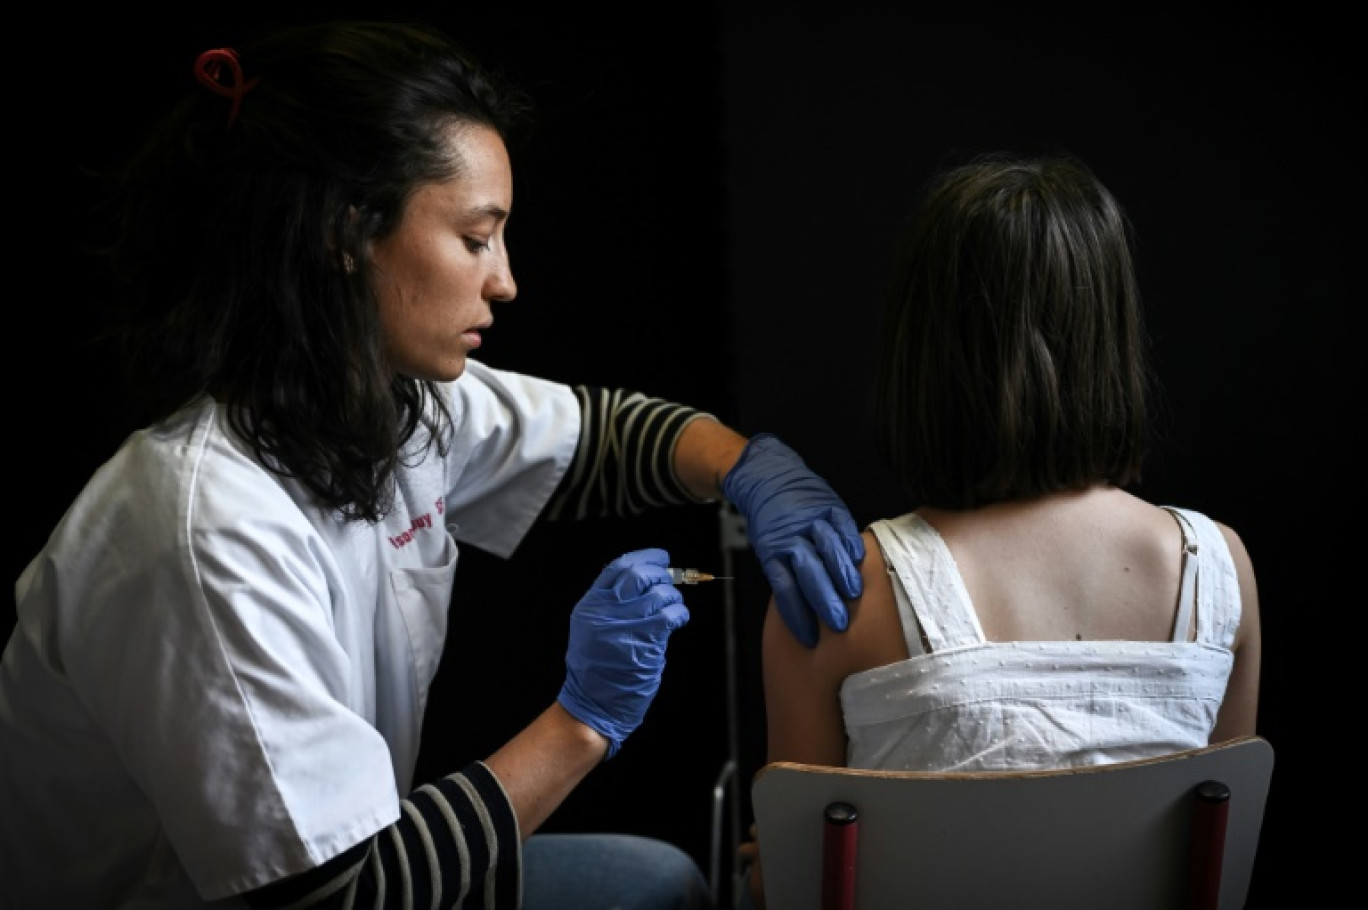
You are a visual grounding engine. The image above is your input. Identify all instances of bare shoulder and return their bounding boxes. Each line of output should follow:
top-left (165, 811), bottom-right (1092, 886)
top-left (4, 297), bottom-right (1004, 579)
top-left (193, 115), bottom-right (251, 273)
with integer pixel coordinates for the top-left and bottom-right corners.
top-left (832, 527), bottom-right (909, 669)
top-left (1213, 520), bottom-right (1252, 563)
top-left (1208, 516), bottom-right (1262, 738)
top-left (1213, 520), bottom-right (1259, 612)
top-left (1192, 518), bottom-right (1260, 680)
top-left (858, 527), bottom-right (885, 590)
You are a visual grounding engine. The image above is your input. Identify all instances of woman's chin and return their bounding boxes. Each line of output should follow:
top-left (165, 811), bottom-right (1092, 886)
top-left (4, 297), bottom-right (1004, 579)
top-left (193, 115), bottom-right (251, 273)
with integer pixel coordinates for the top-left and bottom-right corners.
top-left (396, 356), bottom-right (468, 383)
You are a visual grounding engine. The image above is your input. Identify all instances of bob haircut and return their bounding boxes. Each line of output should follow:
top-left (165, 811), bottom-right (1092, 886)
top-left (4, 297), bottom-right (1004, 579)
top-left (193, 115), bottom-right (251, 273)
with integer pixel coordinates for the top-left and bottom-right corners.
top-left (874, 153), bottom-right (1152, 509)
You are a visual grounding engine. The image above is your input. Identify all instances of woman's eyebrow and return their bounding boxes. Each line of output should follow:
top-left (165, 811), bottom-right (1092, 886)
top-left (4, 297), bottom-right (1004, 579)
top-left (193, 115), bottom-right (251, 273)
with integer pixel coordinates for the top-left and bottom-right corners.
top-left (465, 202), bottom-right (510, 222)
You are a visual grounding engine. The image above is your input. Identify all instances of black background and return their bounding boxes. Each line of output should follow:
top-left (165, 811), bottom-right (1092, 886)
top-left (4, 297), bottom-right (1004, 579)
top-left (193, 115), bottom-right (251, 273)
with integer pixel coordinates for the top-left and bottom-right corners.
top-left (12, 3), bottom-right (1358, 906)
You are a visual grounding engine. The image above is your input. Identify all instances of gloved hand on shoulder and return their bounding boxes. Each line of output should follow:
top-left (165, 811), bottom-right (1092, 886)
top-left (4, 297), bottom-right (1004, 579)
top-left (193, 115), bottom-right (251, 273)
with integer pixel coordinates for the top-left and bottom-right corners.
top-left (722, 433), bottom-right (864, 648)
top-left (558, 548), bottom-right (690, 759)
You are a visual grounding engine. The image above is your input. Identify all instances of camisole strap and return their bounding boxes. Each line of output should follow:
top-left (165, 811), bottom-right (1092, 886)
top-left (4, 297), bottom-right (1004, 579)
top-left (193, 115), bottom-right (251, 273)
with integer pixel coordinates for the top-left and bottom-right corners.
top-left (1162, 506), bottom-right (1242, 649)
top-left (868, 515), bottom-right (986, 654)
top-left (1166, 507), bottom-right (1200, 643)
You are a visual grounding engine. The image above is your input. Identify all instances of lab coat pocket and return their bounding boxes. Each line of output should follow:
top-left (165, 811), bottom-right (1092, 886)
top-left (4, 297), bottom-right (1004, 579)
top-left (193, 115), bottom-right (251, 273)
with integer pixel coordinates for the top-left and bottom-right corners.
top-left (386, 531), bottom-right (458, 712)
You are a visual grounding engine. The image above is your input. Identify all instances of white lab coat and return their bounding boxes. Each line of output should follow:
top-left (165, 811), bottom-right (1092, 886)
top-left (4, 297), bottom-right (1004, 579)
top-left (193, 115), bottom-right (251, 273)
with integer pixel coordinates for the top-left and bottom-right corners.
top-left (0, 359), bottom-right (579, 907)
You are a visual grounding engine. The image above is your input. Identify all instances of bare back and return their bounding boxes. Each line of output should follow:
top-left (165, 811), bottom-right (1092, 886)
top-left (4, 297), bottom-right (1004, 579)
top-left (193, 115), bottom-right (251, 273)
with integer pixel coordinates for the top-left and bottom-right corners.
top-left (921, 486), bottom-right (1190, 645)
top-left (761, 484), bottom-right (1260, 768)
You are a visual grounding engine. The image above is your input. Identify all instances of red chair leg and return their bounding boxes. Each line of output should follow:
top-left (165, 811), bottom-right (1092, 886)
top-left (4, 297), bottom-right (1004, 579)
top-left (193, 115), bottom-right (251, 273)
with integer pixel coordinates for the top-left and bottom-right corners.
top-left (1187, 780), bottom-right (1231, 910)
top-left (823, 801), bottom-right (859, 910)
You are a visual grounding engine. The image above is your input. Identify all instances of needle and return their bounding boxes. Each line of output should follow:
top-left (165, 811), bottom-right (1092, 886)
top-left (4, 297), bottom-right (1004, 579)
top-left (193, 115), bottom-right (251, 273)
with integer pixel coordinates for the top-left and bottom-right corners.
top-left (668, 568), bottom-right (732, 585)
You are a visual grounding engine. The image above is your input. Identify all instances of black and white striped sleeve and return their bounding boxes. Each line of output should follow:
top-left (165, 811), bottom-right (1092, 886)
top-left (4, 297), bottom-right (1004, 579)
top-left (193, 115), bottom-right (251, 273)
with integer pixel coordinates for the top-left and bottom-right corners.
top-left (241, 761), bottom-right (520, 909)
top-left (543, 386), bottom-right (715, 522)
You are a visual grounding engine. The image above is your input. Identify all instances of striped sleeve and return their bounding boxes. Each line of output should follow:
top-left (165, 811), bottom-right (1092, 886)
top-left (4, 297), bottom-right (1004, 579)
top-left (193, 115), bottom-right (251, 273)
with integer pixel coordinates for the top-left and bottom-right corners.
top-left (543, 386), bottom-right (715, 522)
top-left (240, 761), bottom-right (520, 909)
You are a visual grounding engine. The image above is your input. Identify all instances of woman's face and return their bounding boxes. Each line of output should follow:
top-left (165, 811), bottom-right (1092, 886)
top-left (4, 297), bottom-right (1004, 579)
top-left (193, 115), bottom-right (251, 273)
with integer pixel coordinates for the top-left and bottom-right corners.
top-left (369, 122), bottom-right (517, 381)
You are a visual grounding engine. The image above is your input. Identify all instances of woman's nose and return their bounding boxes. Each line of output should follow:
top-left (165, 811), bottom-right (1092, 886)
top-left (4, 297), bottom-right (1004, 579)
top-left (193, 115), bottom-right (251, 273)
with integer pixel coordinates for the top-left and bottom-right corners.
top-left (488, 253), bottom-right (517, 303)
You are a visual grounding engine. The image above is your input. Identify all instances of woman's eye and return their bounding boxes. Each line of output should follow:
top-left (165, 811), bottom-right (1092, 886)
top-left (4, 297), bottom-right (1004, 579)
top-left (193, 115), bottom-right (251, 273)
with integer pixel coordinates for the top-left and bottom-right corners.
top-left (464, 237), bottom-right (492, 253)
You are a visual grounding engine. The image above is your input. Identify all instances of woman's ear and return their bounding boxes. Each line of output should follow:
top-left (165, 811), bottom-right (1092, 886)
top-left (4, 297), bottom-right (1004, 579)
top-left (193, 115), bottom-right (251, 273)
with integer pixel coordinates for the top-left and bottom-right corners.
top-left (328, 205), bottom-right (364, 275)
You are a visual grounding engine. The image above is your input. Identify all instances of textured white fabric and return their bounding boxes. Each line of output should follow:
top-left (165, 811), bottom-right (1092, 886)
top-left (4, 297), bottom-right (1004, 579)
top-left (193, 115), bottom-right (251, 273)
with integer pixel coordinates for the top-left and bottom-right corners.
top-left (842, 508), bottom-right (1239, 772)
top-left (0, 359), bottom-right (579, 906)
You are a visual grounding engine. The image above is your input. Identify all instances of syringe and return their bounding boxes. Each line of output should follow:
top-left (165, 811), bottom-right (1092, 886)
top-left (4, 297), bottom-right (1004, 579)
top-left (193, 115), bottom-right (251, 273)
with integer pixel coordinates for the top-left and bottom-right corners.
top-left (668, 568), bottom-right (732, 585)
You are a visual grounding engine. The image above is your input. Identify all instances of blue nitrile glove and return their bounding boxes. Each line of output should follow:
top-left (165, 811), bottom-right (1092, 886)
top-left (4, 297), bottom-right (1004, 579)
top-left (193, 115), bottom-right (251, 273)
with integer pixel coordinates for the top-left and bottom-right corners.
top-left (558, 548), bottom-right (690, 759)
top-left (721, 433), bottom-right (865, 648)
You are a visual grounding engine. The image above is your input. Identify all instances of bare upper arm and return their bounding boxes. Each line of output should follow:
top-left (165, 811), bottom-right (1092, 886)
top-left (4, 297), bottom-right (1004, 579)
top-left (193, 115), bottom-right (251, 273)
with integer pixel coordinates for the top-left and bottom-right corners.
top-left (761, 529), bottom-right (910, 765)
top-left (1210, 521), bottom-right (1261, 741)
top-left (761, 595), bottom-right (848, 765)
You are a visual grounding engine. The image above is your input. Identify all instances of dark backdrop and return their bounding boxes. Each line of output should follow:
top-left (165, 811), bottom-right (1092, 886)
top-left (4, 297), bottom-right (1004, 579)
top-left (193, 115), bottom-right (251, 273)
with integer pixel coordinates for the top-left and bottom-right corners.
top-left (14, 3), bottom-right (1357, 907)
top-left (718, 6), bottom-right (1358, 907)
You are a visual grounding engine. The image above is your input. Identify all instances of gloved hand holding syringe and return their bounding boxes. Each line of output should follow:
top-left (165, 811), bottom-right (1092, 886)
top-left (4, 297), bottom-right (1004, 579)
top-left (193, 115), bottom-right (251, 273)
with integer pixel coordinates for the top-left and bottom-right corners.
top-left (668, 568), bottom-right (732, 585)
top-left (560, 550), bottom-right (730, 761)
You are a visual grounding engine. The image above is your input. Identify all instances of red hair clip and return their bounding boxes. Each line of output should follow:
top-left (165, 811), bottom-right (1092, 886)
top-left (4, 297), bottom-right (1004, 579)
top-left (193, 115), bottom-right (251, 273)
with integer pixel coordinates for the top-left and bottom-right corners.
top-left (192, 48), bottom-right (261, 127)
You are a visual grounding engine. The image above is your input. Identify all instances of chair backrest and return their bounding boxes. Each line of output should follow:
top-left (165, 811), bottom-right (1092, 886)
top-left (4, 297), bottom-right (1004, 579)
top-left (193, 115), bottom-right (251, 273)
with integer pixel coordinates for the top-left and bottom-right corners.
top-left (750, 735), bottom-right (1274, 910)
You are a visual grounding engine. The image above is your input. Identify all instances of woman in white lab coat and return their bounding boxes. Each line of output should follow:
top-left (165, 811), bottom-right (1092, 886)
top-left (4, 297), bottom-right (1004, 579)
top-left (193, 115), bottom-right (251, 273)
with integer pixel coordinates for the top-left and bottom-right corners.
top-left (0, 20), bottom-right (864, 909)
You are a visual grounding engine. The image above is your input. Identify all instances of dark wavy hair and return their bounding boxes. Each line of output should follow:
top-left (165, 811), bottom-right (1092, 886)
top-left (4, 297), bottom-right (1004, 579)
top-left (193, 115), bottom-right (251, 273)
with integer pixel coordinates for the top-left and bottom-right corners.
top-left (91, 20), bottom-right (532, 521)
top-left (874, 152), bottom-right (1153, 508)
